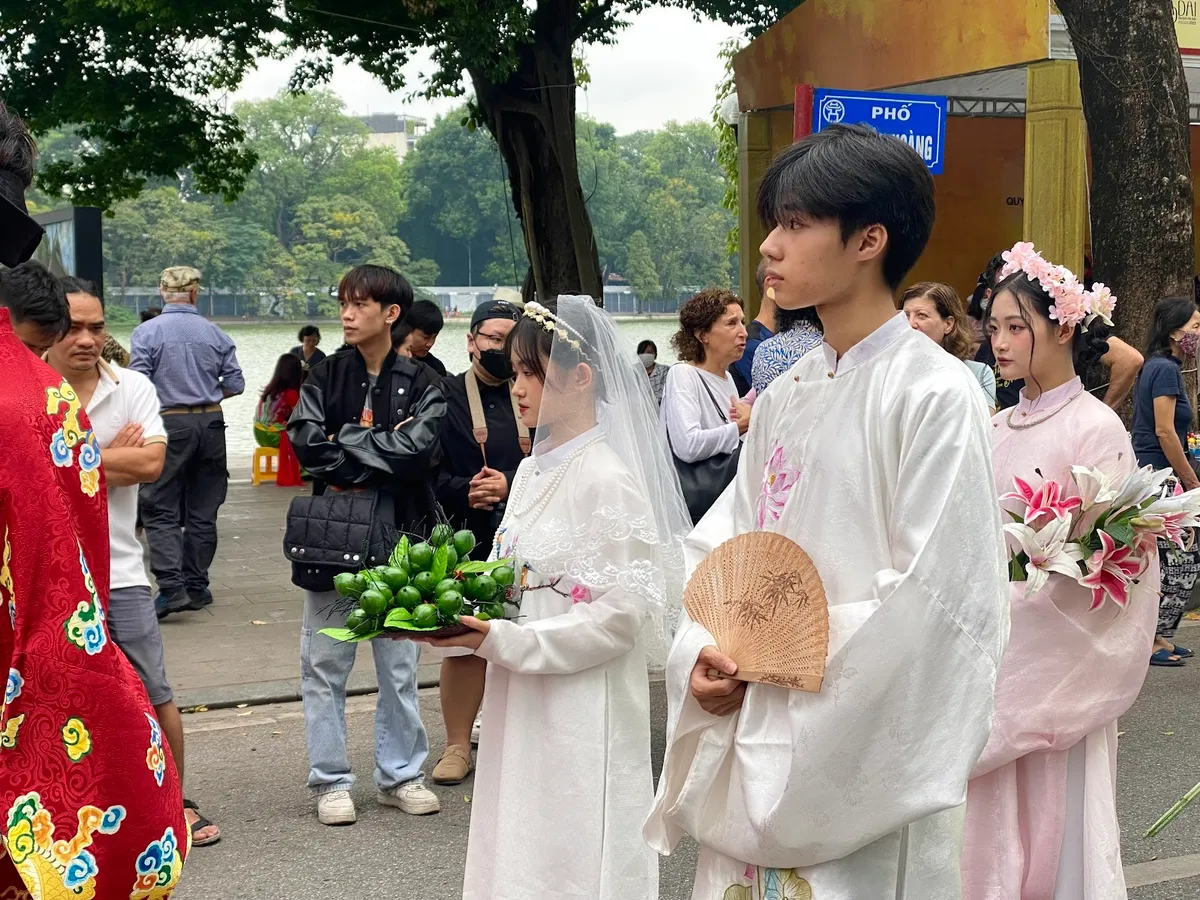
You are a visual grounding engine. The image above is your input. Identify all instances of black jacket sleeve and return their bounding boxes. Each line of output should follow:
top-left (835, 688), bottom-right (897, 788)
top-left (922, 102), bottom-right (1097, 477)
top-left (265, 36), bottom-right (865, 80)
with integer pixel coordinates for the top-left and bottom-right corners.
top-left (335, 380), bottom-right (447, 481)
top-left (287, 365), bottom-right (373, 486)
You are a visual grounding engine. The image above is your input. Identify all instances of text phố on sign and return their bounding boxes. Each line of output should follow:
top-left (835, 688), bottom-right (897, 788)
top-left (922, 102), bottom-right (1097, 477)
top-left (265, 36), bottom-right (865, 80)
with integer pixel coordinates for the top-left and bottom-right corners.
top-left (811, 88), bottom-right (948, 175)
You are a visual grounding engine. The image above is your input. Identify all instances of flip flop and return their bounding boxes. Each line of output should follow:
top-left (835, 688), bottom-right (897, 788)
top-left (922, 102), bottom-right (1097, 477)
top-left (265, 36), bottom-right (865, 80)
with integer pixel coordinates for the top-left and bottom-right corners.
top-left (1171, 644), bottom-right (1194, 658)
top-left (183, 798), bottom-right (221, 847)
top-left (1151, 648), bottom-right (1186, 667)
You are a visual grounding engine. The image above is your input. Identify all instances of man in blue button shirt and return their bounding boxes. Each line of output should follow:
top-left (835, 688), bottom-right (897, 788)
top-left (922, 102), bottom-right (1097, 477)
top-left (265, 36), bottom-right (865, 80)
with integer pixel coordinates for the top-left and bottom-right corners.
top-left (130, 265), bottom-right (245, 618)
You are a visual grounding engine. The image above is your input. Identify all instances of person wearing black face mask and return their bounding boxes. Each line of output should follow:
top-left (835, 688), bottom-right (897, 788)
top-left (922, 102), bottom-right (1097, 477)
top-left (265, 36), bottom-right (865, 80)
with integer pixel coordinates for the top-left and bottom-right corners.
top-left (430, 295), bottom-right (530, 785)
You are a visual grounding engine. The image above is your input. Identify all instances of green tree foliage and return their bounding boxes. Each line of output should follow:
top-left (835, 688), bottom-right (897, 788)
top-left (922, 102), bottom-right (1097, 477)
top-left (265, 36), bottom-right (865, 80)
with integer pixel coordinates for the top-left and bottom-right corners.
top-left (98, 92), bottom-right (435, 306)
top-left (624, 231), bottom-right (660, 311)
top-left (1, 0), bottom-right (790, 302)
top-left (712, 38), bottom-right (743, 259)
top-left (291, 194), bottom-right (419, 307)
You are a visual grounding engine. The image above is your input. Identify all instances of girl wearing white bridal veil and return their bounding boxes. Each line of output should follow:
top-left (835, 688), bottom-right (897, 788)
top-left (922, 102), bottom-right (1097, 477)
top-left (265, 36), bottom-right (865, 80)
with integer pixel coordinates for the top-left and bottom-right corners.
top-left (428, 295), bottom-right (690, 900)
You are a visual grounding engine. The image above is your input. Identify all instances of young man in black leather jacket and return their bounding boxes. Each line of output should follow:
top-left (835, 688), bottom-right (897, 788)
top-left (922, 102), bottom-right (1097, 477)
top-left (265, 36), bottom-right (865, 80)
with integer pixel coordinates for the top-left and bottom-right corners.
top-left (288, 264), bottom-right (447, 826)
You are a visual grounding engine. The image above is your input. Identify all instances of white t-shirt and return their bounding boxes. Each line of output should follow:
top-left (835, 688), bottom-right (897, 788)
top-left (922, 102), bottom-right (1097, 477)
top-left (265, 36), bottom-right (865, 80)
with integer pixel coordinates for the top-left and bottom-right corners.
top-left (660, 363), bottom-right (741, 463)
top-left (85, 362), bottom-right (167, 590)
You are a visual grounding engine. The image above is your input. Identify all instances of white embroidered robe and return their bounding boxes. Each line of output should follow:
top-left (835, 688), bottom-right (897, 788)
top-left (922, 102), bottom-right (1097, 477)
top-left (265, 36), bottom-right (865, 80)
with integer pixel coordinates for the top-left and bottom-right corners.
top-left (463, 429), bottom-right (659, 900)
top-left (644, 314), bottom-right (1010, 899)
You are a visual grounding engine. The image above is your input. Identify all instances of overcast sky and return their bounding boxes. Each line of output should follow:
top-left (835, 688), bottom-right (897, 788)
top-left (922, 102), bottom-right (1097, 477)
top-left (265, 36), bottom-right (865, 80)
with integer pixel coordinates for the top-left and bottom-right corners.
top-left (233, 8), bottom-right (741, 134)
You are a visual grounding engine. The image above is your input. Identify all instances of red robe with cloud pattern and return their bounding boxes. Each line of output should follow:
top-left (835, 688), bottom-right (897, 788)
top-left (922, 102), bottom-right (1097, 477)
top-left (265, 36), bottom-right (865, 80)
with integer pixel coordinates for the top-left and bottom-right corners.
top-left (0, 309), bottom-right (188, 899)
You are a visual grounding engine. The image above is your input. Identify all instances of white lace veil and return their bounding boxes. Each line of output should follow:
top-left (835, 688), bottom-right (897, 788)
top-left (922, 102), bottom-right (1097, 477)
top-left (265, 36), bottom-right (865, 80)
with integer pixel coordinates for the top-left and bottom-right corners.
top-left (522, 294), bottom-right (691, 663)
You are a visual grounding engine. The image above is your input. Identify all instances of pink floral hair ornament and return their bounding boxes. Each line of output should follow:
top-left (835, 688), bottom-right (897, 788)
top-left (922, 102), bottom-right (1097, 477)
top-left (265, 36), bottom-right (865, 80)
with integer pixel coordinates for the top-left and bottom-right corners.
top-left (998, 241), bottom-right (1116, 331)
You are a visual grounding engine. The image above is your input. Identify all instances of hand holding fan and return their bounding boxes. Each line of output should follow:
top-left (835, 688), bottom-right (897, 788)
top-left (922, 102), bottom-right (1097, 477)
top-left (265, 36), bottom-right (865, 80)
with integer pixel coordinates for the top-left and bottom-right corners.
top-left (684, 532), bottom-right (829, 692)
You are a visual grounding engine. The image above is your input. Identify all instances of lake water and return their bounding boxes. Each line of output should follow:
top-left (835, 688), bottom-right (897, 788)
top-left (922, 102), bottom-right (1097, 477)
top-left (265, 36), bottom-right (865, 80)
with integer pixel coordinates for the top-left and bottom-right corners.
top-left (110, 317), bottom-right (683, 460)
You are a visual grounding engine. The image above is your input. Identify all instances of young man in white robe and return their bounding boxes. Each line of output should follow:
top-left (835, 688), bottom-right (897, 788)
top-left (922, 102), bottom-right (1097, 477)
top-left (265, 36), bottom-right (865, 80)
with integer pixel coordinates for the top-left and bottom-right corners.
top-left (644, 123), bottom-right (1011, 900)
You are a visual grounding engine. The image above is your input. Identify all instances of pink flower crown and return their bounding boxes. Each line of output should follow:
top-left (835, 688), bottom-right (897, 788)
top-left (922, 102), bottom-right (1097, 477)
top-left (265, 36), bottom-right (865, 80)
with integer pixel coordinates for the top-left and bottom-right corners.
top-left (998, 241), bottom-right (1116, 330)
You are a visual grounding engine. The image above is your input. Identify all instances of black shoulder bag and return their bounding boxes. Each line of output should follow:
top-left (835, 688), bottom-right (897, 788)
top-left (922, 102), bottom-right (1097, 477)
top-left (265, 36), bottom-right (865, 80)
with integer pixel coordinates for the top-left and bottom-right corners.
top-left (667, 375), bottom-right (742, 525)
top-left (284, 489), bottom-right (397, 592)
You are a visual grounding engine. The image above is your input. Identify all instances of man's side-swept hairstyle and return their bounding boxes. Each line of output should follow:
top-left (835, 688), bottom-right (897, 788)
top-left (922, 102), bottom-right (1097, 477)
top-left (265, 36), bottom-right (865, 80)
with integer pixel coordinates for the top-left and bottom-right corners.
top-left (756, 123), bottom-right (935, 290)
top-left (337, 264), bottom-right (414, 317)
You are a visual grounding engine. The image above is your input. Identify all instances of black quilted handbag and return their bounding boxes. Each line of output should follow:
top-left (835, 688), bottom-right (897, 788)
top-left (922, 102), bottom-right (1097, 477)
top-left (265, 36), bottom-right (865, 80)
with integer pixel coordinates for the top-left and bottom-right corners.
top-left (283, 488), bottom-right (396, 592)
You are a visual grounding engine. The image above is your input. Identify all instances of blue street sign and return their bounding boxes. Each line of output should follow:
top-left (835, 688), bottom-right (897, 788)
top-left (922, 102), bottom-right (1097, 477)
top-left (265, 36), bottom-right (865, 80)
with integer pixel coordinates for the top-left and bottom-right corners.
top-left (813, 89), bottom-right (948, 174)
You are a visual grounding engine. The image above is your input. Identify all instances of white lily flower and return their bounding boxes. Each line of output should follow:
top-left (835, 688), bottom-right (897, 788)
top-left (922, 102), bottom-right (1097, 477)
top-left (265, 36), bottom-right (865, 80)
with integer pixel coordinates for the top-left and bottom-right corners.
top-left (1108, 466), bottom-right (1174, 516)
top-left (1071, 466), bottom-right (1119, 511)
top-left (1004, 516), bottom-right (1085, 595)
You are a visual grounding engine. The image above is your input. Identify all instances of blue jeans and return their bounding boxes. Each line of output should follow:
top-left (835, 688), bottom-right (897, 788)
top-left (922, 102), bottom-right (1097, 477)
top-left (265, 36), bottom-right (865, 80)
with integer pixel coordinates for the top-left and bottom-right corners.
top-left (300, 590), bottom-right (429, 795)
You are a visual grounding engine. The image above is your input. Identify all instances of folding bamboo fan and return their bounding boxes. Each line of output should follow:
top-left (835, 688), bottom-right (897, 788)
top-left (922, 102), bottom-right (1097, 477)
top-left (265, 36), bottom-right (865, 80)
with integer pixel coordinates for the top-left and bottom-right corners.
top-left (684, 532), bottom-right (829, 692)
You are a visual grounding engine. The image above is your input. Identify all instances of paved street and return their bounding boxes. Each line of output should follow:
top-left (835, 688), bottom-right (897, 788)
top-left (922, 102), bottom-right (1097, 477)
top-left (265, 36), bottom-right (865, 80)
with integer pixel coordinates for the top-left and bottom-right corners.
top-left (159, 474), bottom-right (1200, 898)
top-left (156, 475), bottom-right (440, 710)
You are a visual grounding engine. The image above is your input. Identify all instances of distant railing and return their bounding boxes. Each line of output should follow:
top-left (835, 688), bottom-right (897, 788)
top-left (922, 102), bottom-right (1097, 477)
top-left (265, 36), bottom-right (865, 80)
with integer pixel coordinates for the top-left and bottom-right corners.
top-left (106, 284), bottom-right (694, 317)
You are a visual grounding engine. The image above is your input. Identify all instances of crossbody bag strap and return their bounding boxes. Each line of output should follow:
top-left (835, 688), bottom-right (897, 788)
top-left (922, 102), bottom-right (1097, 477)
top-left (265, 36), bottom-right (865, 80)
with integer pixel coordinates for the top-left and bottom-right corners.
top-left (511, 391), bottom-right (532, 455)
top-left (465, 369), bottom-right (532, 462)
top-left (697, 373), bottom-right (732, 424)
top-left (464, 368), bottom-right (490, 461)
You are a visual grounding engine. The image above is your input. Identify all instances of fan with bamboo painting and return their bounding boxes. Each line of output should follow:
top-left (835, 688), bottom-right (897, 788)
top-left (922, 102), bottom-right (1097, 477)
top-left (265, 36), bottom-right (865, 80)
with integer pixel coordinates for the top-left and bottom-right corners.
top-left (684, 532), bottom-right (829, 692)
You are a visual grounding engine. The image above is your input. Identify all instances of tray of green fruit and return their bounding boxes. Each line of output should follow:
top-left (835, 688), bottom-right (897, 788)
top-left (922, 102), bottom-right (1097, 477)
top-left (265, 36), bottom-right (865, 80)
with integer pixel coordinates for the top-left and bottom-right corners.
top-left (319, 524), bottom-right (518, 642)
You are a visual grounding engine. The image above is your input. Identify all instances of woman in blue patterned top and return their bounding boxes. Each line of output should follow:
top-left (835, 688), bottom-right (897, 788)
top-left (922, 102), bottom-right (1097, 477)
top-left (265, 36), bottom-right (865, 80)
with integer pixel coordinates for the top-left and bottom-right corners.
top-left (750, 303), bottom-right (823, 395)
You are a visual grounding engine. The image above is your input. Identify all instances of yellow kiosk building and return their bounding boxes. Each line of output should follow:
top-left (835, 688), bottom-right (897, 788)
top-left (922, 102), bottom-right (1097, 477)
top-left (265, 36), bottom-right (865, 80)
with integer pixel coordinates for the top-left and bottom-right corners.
top-left (732, 1), bottom-right (1200, 310)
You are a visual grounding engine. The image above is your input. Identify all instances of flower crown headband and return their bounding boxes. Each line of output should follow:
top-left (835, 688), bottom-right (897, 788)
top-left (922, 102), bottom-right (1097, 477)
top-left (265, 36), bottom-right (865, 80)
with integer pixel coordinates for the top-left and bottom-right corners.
top-left (522, 300), bottom-right (588, 354)
top-left (998, 241), bottom-right (1116, 330)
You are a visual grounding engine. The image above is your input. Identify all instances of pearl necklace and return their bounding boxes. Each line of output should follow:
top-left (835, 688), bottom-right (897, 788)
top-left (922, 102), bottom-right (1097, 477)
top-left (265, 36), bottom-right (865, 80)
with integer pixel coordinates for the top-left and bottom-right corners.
top-left (504, 434), bottom-right (603, 525)
top-left (1004, 386), bottom-right (1084, 430)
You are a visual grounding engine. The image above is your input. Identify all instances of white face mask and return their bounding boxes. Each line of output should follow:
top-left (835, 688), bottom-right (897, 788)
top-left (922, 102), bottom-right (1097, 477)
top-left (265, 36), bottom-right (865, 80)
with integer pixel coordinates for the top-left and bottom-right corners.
top-left (638, 352), bottom-right (656, 368)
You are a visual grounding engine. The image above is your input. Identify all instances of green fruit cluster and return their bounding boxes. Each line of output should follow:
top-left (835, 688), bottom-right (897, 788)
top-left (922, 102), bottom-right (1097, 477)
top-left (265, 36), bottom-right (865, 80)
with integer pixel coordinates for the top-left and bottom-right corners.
top-left (333, 527), bottom-right (517, 635)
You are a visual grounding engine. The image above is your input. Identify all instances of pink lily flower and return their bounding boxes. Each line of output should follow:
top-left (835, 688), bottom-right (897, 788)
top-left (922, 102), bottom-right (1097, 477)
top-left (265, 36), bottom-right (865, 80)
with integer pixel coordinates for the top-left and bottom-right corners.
top-left (1001, 476), bottom-right (1081, 525)
top-left (1133, 510), bottom-right (1193, 549)
top-left (1080, 530), bottom-right (1144, 611)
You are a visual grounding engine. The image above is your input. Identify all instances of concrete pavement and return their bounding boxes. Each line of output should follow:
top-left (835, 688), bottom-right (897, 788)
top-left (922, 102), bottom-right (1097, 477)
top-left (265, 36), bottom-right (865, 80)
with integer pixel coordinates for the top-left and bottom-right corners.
top-left (155, 478), bottom-right (440, 710)
top-left (172, 658), bottom-right (1200, 899)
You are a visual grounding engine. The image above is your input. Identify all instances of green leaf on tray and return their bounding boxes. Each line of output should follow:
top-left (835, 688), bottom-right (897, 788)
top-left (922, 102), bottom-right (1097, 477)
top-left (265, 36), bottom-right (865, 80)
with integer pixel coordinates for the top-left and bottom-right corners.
top-left (455, 559), bottom-right (513, 575)
top-left (385, 608), bottom-right (413, 628)
top-left (385, 619), bottom-right (440, 632)
top-left (389, 535), bottom-right (410, 568)
top-left (319, 627), bottom-right (381, 642)
top-left (431, 543), bottom-right (449, 581)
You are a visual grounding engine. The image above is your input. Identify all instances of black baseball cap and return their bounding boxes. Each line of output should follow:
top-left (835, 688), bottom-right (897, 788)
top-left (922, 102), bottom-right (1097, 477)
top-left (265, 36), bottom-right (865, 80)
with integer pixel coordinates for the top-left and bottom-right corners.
top-left (470, 298), bottom-right (523, 331)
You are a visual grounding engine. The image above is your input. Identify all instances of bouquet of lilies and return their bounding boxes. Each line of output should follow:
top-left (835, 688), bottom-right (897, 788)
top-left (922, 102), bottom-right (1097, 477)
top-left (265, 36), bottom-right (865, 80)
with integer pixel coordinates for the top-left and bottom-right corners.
top-left (1003, 465), bottom-right (1200, 609)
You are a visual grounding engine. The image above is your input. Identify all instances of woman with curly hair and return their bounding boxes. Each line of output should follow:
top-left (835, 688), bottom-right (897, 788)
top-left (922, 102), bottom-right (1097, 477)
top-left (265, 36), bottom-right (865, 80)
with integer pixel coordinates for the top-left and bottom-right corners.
top-left (660, 288), bottom-right (749, 464)
top-left (901, 281), bottom-right (997, 411)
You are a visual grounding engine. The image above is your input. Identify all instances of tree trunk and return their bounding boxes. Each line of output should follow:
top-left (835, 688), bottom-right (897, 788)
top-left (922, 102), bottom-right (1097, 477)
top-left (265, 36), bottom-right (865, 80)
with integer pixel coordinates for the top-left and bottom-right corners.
top-left (468, 6), bottom-right (602, 305)
top-left (1057, 0), bottom-right (1194, 351)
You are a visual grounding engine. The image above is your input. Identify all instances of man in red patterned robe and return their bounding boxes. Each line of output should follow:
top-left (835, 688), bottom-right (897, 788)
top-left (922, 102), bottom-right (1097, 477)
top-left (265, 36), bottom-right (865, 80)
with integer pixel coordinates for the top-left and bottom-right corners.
top-left (0, 103), bottom-right (188, 900)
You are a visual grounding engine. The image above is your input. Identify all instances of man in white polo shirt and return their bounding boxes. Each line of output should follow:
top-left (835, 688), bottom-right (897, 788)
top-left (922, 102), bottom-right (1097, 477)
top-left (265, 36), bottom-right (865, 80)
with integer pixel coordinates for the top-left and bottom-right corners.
top-left (47, 276), bottom-right (221, 847)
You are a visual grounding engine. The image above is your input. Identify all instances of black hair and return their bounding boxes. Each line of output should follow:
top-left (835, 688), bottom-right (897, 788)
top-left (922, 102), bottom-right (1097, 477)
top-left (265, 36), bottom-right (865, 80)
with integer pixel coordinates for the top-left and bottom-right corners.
top-left (140, 307), bottom-right (162, 322)
top-left (391, 318), bottom-right (414, 350)
top-left (298, 324), bottom-right (321, 341)
top-left (337, 264), bottom-right (414, 316)
top-left (637, 339), bottom-right (657, 354)
top-left (756, 123), bottom-right (935, 290)
top-left (990, 271), bottom-right (1111, 393)
top-left (405, 298), bottom-right (444, 335)
top-left (1145, 296), bottom-right (1199, 358)
top-left (506, 300), bottom-right (599, 391)
top-left (968, 252), bottom-right (1007, 321)
top-left (60, 276), bottom-right (103, 309)
top-left (261, 353), bottom-right (304, 403)
top-left (0, 260), bottom-right (69, 337)
top-left (0, 99), bottom-right (35, 192)
top-left (775, 305), bottom-right (823, 334)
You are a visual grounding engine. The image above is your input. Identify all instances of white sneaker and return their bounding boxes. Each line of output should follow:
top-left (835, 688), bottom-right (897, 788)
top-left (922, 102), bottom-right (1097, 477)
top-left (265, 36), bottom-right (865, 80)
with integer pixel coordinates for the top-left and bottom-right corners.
top-left (470, 713), bottom-right (482, 745)
top-left (378, 780), bottom-right (441, 815)
top-left (316, 790), bottom-right (357, 826)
